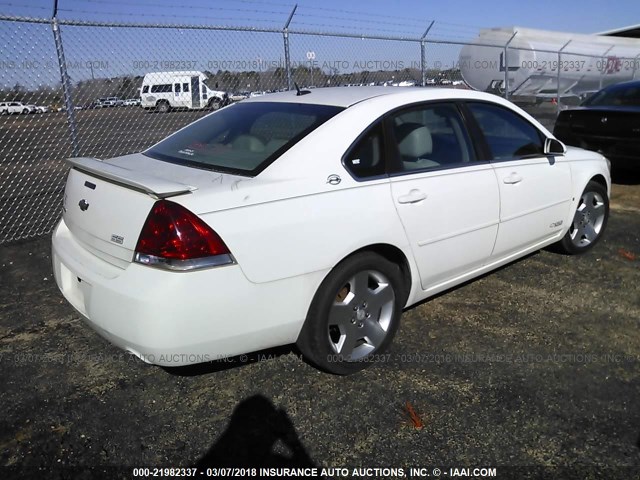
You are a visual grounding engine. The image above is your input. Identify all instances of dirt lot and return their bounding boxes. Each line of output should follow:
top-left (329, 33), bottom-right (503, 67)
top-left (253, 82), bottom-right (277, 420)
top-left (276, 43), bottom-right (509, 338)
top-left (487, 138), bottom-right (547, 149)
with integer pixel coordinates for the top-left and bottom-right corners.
top-left (1, 183), bottom-right (639, 478)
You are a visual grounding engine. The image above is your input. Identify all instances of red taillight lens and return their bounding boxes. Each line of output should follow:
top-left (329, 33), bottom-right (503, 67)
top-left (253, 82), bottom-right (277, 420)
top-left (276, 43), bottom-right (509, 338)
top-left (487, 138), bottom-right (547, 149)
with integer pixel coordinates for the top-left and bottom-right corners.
top-left (134, 200), bottom-right (232, 270)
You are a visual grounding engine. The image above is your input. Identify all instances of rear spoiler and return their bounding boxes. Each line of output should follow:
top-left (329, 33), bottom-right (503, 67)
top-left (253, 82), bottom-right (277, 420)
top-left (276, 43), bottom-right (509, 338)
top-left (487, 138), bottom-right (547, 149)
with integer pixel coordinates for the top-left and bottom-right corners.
top-left (66, 157), bottom-right (197, 198)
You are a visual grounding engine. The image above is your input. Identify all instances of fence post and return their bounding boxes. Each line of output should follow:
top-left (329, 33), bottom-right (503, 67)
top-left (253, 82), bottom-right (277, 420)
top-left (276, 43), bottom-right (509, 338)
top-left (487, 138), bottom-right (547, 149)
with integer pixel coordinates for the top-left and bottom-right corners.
top-left (420, 21), bottom-right (435, 87)
top-left (556, 40), bottom-right (571, 115)
top-left (282, 4), bottom-right (297, 90)
top-left (50, 7), bottom-right (79, 156)
top-left (633, 53), bottom-right (640, 79)
top-left (503, 31), bottom-right (518, 100)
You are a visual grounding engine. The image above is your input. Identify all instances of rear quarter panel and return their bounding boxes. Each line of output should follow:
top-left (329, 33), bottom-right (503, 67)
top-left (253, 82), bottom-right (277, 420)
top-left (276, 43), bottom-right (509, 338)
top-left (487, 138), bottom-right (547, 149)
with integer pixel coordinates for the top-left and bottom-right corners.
top-left (195, 181), bottom-right (413, 286)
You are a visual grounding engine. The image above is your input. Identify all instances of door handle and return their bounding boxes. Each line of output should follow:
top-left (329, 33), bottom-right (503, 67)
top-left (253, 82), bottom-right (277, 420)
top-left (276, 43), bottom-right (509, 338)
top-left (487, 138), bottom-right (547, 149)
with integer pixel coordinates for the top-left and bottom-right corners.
top-left (397, 189), bottom-right (427, 204)
top-left (503, 173), bottom-right (523, 184)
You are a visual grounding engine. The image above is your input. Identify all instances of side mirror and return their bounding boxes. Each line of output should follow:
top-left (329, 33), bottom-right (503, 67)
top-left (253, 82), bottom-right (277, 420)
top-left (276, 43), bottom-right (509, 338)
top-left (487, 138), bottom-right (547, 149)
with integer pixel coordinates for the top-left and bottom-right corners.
top-left (544, 137), bottom-right (566, 156)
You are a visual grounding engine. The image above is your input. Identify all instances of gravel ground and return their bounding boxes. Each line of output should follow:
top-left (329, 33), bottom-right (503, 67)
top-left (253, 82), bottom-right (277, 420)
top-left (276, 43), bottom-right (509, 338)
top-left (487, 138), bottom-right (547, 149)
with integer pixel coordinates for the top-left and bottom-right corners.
top-left (1, 180), bottom-right (639, 479)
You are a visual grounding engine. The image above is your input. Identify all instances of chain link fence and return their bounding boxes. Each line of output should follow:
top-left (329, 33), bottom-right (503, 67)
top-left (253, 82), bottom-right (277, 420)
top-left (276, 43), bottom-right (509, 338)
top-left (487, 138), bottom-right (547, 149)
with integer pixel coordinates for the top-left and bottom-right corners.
top-left (0, 12), bottom-right (638, 244)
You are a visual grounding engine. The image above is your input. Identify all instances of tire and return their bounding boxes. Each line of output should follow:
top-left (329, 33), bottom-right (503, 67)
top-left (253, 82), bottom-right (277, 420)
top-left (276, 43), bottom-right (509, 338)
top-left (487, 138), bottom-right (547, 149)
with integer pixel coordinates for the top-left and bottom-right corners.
top-left (208, 99), bottom-right (221, 111)
top-left (155, 101), bottom-right (170, 113)
top-left (297, 252), bottom-right (405, 375)
top-left (555, 180), bottom-right (609, 255)
top-left (22, 108), bottom-right (29, 114)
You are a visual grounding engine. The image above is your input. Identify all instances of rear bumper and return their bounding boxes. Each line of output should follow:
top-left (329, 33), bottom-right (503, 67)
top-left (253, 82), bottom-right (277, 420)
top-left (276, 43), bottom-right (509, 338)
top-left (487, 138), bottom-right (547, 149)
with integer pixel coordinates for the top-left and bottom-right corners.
top-left (52, 219), bottom-right (316, 366)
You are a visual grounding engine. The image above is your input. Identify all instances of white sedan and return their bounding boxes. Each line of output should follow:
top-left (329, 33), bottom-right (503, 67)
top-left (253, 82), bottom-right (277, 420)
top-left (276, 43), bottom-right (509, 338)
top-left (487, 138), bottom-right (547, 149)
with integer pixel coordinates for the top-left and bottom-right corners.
top-left (52, 87), bottom-right (610, 374)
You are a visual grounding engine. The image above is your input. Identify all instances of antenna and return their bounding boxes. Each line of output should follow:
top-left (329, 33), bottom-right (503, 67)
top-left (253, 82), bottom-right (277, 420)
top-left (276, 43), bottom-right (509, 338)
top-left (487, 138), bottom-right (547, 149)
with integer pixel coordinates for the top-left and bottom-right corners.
top-left (294, 82), bottom-right (310, 96)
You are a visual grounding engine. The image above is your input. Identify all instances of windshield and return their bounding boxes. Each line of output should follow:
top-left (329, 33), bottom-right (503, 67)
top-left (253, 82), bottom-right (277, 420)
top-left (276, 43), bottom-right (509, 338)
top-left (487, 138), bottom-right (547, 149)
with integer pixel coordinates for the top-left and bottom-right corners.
top-left (583, 83), bottom-right (640, 107)
top-left (144, 102), bottom-right (343, 176)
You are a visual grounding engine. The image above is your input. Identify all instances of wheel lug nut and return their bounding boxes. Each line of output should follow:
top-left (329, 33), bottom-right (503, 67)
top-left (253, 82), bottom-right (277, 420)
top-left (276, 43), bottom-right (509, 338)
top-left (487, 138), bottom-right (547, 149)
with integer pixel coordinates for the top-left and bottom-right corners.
top-left (358, 322), bottom-right (363, 328)
top-left (362, 302), bottom-right (367, 308)
top-left (351, 318), bottom-right (356, 324)
top-left (366, 313), bottom-right (371, 318)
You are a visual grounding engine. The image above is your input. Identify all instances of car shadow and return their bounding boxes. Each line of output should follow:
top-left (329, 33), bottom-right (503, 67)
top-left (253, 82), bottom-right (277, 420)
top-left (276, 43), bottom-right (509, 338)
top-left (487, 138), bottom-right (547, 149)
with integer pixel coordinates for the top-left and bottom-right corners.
top-left (162, 345), bottom-right (298, 376)
top-left (611, 168), bottom-right (640, 186)
top-left (195, 394), bottom-right (320, 469)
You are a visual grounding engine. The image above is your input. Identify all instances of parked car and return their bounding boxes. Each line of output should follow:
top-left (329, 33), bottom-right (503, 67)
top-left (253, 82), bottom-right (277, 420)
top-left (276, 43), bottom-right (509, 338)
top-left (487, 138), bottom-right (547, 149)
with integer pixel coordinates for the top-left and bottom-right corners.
top-left (554, 80), bottom-right (640, 171)
top-left (34, 105), bottom-right (50, 114)
top-left (52, 87), bottom-right (610, 374)
top-left (123, 98), bottom-right (141, 106)
top-left (95, 97), bottom-right (124, 108)
top-left (229, 91), bottom-right (250, 102)
top-left (0, 101), bottom-right (36, 114)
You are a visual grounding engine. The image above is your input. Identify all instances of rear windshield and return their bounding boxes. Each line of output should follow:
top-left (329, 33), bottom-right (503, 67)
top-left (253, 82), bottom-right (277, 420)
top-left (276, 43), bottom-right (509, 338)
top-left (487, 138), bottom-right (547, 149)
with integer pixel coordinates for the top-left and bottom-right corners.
top-left (583, 83), bottom-right (640, 107)
top-left (144, 102), bottom-right (343, 176)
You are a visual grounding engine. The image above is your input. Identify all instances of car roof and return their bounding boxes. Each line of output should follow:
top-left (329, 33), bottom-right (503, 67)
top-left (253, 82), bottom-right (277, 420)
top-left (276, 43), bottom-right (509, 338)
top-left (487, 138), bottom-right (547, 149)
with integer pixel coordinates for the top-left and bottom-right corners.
top-left (241, 86), bottom-right (490, 107)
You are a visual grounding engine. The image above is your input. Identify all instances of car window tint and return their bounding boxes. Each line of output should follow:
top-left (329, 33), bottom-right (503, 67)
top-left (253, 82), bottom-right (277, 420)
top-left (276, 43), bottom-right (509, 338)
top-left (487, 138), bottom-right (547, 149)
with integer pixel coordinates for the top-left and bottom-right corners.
top-left (144, 102), bottom-right (343, 176)
top-left (584, 84), bottom-right (640, 107)
top-left (468, 103), bottom-right (544, 160)
top-left (344, 123), bottom-right (385, 178)
top-left (389, 103), bottom-right (476, 172)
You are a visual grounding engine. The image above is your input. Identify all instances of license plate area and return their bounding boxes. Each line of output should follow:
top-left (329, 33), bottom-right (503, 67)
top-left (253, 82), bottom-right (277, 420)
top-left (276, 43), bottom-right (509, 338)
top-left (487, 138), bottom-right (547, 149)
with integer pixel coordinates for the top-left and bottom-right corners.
top-left (58, 262), bottom-right (92, 317)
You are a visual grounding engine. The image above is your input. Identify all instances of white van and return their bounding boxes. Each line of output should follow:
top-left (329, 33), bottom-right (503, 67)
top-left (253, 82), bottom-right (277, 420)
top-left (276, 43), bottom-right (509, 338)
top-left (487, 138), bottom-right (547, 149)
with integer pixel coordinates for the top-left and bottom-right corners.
top-left (140, 71), bottom-right (228, 113)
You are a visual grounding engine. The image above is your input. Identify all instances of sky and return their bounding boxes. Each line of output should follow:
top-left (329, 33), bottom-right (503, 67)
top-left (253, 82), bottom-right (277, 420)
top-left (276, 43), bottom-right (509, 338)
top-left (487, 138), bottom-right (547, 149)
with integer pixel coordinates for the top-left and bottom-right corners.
top-left (2, 0), bottom-right (639, 37)
top-left (1, 0), bottom-right (639, 90)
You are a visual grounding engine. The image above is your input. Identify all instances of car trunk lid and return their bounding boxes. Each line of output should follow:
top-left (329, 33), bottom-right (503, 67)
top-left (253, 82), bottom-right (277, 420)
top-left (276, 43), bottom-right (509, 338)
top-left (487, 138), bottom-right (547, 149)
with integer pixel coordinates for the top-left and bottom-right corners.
top-left (63, 157), bottom-right (198, 268)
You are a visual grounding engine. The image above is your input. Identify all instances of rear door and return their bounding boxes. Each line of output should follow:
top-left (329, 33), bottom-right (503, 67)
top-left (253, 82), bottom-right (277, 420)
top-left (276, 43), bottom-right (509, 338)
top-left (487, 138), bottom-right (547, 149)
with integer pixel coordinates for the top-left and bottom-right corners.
top-left (190, 76), bottom-right (200, 108)
top-left (386, 102), bottom-right (500, 291)
top-left (173, 79), bottom-right (189, 108)
top-left (465, 102), bottom-right (572, 259)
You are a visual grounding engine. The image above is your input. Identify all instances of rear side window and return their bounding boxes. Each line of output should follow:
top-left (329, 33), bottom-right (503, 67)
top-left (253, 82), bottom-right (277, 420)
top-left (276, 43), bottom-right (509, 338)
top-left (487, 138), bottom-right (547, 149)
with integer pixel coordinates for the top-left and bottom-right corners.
top-left (343, 123), bottom-right (386, 179)
top-left (145, 102), bottom-right (343, 176)
top-left (183, 83), bottom-right (189, 92)
top-left (174, 83), bottom-right (181, 93)
top-left (151, 84), bottom-right (172, 93)
top-left (467, 103), bottom-right (544, 160)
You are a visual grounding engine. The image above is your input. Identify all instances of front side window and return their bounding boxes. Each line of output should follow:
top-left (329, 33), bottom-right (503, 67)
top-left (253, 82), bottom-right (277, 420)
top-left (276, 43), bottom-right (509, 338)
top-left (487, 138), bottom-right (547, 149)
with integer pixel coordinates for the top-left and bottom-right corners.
top-left (389, 103), bottom-right (476, 172)
top-left (343, 123), bottom-right (385, 179)
top-left (174, 83), bottom-right (181, 93)
top-left (145, 102), bottom-right (343, 176)
top-left (467, 102), bottom-right (544, 160)
top-left (142, 85), bottom-right (149, 94)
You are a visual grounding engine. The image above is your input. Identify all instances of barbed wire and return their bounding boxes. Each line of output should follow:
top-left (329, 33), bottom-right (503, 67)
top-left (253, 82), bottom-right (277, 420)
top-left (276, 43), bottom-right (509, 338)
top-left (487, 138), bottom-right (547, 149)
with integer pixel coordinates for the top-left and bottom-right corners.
top-left (0, 0), bottom-right (487, 39)
top-left (57, 8), bottom-right (284, 26)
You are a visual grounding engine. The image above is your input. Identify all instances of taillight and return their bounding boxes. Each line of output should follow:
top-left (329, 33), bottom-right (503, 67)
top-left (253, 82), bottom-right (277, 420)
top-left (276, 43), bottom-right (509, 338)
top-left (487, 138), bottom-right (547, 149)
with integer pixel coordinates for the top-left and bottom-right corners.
top-left (134, 200), bottom-right (234, 271)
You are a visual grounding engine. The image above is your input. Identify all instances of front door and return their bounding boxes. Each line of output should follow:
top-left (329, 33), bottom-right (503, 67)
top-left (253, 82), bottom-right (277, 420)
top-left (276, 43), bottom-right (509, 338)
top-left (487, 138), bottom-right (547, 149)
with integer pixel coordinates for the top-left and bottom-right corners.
top-left (465, 102), bottom-right (572, 259)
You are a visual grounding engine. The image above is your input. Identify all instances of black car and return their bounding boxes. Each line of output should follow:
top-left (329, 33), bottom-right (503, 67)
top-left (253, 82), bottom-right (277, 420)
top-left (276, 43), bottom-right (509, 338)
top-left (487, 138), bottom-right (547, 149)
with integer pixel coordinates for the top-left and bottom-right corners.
top-left (554, 80), bottom-right (640, 170)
